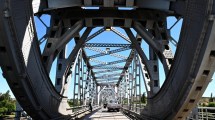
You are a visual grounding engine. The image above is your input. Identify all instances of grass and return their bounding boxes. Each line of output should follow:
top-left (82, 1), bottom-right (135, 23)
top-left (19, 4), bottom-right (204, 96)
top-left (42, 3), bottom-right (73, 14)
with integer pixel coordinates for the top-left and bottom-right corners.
top-left (0, 115), bottom-right (15, 120)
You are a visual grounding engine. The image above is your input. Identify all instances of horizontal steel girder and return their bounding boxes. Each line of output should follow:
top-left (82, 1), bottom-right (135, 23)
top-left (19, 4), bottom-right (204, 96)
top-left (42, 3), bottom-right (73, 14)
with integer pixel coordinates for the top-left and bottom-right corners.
top-left (97, 79), bottom-right (119, 82)
top-left (39, 9), bottom-right (167, 22)
top-left (89, 59), bottom-right (124, 68)
top-left (92, 59), bottom-right (127, 68)
top-left (85, 43), bottom-right (131, 47)
top-left (95, 73), bottom-right (122, 77)
top-left (97, 81), bottom-right (119, 84)
top-left (86, 47), bottom-right (130, 59)
top-left (98, 82), bottom-right (118, 85)
top-left (98, 83), bottom-right (116, 86)
top-left (4, 1), bottom-right (215, 120)
top-left (96, 74), bottom-right (121, 79)
top-left (94, 69), bottom-right (122, 74)
top-left (34, 1), bottom-right (171, 13)
top-left (43, 0), bottom-right (170, 11)
top-left (96, 75), bottom-right (120, 79)
top-left (93, 67), bottom-right (124, 70)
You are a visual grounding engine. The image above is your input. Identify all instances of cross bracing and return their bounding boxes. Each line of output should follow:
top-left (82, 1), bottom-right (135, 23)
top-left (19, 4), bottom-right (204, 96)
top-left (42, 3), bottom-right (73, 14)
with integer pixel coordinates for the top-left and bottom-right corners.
top-left (93, 67), bottom-right (124, 70)
top-left (89, 58), bottom-right (124, 68)
top-left (97, 79), bottom-right (119, 82)
top-left (96, 75), bottom-right (121, 79)
top-left (92, 59), bottom-right (127, 68)
top-left (86, 27), bottom-right (106, 42)
top-left (0, 1), bottom-right (215, 120)
top-left (85, 43), bottom-right (131, 48)
top-left (94, 69), bottom-right (122, 74)
top-left (96, 73), bottom-right (125, 78)
top-left (85, 47), bottom-right (129, 59)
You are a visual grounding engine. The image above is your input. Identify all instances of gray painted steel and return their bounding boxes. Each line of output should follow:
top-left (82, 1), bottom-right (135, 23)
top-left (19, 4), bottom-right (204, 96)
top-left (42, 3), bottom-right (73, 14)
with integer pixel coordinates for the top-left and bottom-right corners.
top-left (0, 0), bottom-right (215, 120)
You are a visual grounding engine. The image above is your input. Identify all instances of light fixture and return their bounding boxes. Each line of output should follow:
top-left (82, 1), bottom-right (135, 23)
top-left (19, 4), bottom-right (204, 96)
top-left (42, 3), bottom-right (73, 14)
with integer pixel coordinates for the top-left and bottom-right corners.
top-left (105, 27), bottom-right (111, 31)
top-left (106, 47), bottom-right (110, 51)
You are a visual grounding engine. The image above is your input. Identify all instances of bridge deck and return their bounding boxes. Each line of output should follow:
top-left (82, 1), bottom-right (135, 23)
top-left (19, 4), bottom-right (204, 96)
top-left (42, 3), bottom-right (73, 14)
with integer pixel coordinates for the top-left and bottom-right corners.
top-left (82, 108), bottom-right (129, 120)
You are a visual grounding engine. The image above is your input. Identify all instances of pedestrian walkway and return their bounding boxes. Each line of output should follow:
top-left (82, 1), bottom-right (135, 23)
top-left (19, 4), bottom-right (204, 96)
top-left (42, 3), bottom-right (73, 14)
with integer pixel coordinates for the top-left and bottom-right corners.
top-left (82, 108), bottom-right (130, 120)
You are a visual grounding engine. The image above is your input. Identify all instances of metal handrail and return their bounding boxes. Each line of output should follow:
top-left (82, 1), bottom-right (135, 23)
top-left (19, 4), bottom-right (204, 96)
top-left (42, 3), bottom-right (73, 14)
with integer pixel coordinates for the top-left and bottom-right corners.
top-left (66, 105), bottom-right (100, 119)
top-left (198, 107), bottom-right (215, 120)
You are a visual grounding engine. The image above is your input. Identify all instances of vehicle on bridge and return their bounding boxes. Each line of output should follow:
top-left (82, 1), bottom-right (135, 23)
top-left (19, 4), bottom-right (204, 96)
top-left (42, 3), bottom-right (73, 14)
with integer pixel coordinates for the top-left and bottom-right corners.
top-left (107, 100), bottom-right (121, 112)
top-left (103, 103), bottom-right (107, 108)
top-left (0, 0), bottom-right (215, 119)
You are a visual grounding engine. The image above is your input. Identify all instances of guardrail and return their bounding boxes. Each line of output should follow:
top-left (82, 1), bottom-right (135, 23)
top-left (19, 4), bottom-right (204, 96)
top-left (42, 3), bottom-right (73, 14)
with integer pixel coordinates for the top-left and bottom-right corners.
top-left (66, 105), bottom-right (100, 119)
top-left (198, 107), bottom-right (215, 120)
top-left (182, 107), bottom-right (215, 120)
top-left (121, 104), bottom-right (145, 120)
top-left (122, 105), bottom-right (215, 120)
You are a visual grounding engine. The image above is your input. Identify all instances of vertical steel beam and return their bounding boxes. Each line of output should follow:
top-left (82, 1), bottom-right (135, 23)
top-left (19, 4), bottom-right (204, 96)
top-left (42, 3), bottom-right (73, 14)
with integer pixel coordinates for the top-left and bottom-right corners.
top-left (125, 70), bottom-right (130, 105)
top-left (73, 57), bottom-right (80, 106)
top-left (137, 55), bottom-right (151, 96)
top-left (55, 48), bottom-right (66, 93)
top-left (83, 65), bottom-right (87, 105)
top-left (55, 47), bottom-right (81, 96)
top-left (78, 53), bottom-right (83, 105)
top-left (134, 53), bottom-right (142, 111)
top-left (128, 66), bottom-right (132, 110)
top-left (84, 69), bottom-right (92, 105)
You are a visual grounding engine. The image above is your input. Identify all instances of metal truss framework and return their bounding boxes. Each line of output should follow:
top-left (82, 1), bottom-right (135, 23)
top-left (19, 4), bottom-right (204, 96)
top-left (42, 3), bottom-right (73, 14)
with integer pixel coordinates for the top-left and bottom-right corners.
top-left (0, 1), bottom-right (215, 120)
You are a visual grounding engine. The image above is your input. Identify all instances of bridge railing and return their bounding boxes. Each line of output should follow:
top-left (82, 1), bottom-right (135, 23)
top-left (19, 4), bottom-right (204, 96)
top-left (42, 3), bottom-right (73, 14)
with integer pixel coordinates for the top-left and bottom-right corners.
top-left (122, 104), bottom-right (145, 112)
top-left (121, 104), bottom-right (145, 120)
top-left (198, 107), bottom-right (215, 120)
top-left (66, 105), bottom-right (100, 119)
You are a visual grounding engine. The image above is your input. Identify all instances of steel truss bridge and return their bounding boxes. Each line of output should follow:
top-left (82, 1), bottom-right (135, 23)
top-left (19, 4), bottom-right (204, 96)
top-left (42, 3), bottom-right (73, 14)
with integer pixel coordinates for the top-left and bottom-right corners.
top-left (0, 0), bottom-right (215, 120)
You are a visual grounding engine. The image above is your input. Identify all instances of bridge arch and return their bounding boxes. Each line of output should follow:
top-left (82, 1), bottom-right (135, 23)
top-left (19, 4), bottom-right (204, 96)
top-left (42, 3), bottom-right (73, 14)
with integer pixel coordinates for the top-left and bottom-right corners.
top-left (0, 0), bottom-right (214, 119)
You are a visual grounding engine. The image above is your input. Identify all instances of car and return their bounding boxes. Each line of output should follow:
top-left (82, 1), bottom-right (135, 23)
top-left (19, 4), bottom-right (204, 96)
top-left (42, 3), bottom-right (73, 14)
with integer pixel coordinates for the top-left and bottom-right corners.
top-left (103, 103), bottom-right (107, 108)
top-left (107, 100), bottom-right (121, 112)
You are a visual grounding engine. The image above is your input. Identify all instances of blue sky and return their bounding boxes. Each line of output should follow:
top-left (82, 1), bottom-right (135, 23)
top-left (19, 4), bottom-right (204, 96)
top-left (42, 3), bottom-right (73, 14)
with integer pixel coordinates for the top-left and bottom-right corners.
top-left (0, 14), bottom-right (214, 98)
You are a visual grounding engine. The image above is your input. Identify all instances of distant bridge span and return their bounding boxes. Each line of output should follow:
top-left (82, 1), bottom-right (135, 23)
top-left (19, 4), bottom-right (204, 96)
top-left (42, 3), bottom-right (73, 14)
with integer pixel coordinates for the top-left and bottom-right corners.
top-left (0, 0), bottom-right (215, 119)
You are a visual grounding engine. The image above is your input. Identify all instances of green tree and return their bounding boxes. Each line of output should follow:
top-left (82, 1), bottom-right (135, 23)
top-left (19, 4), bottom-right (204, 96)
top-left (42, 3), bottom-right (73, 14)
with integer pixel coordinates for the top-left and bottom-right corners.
top-left (208, 102), bottom-right (215, 107)
top-left (209, 93), bottom-right (213, 102)
top-left (0, 107), bottom-right (8, 115)
top-left (67, 99), bottom-right (73, 107)
top-left (141, 92), bottom-right (146, 103)
top-left (0, 90), bottom-right (16, 116)
top-left (6, 102), bottom-right (15, 114)
top-left (0, 90), bottom-right (10, 101)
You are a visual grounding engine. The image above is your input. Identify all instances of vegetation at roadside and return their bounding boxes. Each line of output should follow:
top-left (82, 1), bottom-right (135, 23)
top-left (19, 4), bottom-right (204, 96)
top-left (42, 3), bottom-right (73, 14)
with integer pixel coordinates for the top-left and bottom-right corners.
top-left (0, 90), bottom-right (16, 117)
top-left (141, 92), bottom-right (146, 104)
top-left (67, 99), bottom-right (81, 107)
top-left (207, 102), bottom-right (215, 107)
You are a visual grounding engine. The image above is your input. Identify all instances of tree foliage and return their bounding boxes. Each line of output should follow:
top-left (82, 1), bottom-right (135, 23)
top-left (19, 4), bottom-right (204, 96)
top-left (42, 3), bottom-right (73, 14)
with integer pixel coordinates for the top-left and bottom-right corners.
top-left (141, 92), bottom-right (146, 103)
top-left (67, 99), bottom-right (73, 107)
top-left (209, 93), bottom-right (214, 102)
top-left (0, 90), bottom-right (16, 116)
top-left (208, 102), bottom-right (215, 107)
top-left (67, 99), bottom-right (81, 107)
